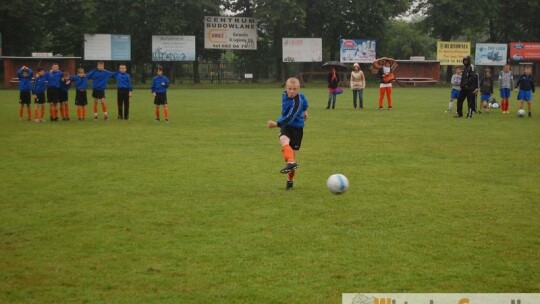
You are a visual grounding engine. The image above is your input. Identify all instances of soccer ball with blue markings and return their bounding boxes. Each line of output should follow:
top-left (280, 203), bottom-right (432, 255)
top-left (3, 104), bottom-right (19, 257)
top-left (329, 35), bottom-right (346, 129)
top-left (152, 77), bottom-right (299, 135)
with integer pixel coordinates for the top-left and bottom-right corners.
top-left (326, 174), bottom-right (349, 194)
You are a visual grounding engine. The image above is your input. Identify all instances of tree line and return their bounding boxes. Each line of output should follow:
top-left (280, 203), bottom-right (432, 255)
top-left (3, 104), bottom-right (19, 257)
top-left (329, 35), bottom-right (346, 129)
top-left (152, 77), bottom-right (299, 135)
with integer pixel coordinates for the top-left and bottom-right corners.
top-left (1, 0), bottom-right (538, 82)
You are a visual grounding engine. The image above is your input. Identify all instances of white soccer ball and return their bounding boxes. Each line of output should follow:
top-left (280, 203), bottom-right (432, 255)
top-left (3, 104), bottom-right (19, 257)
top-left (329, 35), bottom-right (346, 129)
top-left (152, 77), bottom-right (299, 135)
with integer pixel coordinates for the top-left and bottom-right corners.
top-left (326, 174), bottom-right (349, 194)
top-left (491, 103), bottom-right (499, 109)
top-left (517, 109), bottom-right (526, 117)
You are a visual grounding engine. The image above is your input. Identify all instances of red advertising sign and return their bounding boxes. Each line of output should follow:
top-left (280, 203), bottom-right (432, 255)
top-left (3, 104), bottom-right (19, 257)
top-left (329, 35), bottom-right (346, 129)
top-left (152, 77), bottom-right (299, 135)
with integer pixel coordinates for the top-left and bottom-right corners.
top-left (509, 42), bottom-right (540, 61)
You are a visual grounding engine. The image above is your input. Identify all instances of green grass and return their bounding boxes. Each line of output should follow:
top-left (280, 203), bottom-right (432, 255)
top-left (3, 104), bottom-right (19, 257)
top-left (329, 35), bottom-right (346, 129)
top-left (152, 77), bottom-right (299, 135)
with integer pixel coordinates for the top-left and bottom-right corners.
top-left (1, 85), bottom-right (539, 303)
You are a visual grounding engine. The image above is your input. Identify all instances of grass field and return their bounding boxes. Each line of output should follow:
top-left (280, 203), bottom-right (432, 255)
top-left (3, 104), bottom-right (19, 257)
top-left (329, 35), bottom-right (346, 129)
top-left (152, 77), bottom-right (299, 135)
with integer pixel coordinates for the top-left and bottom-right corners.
top-left (1, 85), bottom-right (539, 303)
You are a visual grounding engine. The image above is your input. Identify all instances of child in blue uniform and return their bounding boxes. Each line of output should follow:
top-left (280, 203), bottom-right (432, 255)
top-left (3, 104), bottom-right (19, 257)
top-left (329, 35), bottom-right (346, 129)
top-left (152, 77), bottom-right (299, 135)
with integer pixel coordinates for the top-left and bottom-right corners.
top-left (515, 65), bottom-right (535, 117)
top-left (59, 71), bottom-right (72, 120)
top-left (17, 66), bottom-right (33, 121)
top-left (32, 67), bottom-right (47, 122)
top-left (70, 68), bottom-right (89, 121)
top-left (479, 68), bottom-right (494, 113)
top-left (447, 66), bottom-right (461, 113)
top-left (45, 63), bottom-right (63, 121)
top-left (266, 77), bottom-right (309, 190)
top-left (151, 67), bottom-right (170, 122)
top-left (87, 61), bottom-right (116, 121)
top-left (114, 64), bottom-right (133, 120)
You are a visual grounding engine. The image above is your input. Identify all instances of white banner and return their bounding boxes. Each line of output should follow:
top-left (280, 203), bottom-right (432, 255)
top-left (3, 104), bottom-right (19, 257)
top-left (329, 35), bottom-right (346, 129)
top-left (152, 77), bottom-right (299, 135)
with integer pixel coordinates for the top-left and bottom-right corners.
top-left (204, 16), bottom-right (257, 50)
top-left (152, 36), bottom-right (196, 61)
top-left (342, 293), bottom-right (540, 304)
top-left (282, 38), bottom-right (323, 62)
top-left (475, 43), bottom-right (508, 66)
top-left (84, 34), bottom-right (131, 61)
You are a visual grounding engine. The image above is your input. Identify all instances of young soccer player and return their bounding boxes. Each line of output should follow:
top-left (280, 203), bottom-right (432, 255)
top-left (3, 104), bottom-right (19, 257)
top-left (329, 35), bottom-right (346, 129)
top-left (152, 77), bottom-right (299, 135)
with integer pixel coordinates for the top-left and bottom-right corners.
top-left (151, 66), bottom-right (170, 122)
top-left (59, 71), bottom-right (72, 120)
top-left (17, 66), bottom-right (33, 121)
top-left (514, 65), bottom-right (535, 117)
top-left (479, 68), bottom-right (494, 113)
top-left (32, 67), bottom-right (47, 122)
top-left (44, 63), bottom-right (63, 121)
top-left (114, 64), bottom-right (133, 120)
top-left (266, 77), bottom-right (309, 190)
top-left (70, 68), bottom-right (89, 121)
top-left (87, 61), bottom-right (115, 121)
top-left (498, 64), bottom-right (514, 114)
top-left (447, 66), bottom-right (462, 113)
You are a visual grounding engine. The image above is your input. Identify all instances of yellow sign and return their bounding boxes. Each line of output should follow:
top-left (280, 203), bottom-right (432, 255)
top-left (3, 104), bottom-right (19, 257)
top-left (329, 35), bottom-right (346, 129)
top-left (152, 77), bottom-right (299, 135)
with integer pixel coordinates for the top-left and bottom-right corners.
top-left (437, 41), bottom-right (471, 65)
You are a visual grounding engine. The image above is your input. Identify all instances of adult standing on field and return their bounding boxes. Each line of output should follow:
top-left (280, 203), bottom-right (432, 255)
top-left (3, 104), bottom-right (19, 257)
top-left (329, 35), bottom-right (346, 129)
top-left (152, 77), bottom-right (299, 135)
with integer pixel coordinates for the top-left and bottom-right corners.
top-left (350, 63), bottom-right (366, 109)
top-left (455, 55), bottom-right (478, 118)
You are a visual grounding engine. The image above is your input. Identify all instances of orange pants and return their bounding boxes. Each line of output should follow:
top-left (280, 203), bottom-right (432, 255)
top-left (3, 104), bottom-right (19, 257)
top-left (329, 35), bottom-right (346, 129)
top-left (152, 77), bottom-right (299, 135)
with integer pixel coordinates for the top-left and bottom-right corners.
top-left (379, 87), bottom-right (392, 108)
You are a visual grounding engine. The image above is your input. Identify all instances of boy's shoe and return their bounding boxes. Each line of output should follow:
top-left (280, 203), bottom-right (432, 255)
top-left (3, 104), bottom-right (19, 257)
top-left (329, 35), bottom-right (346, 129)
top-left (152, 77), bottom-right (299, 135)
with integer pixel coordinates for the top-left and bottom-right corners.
top-left (286, 180), bottom-right (294, 190)
top-left (379, 106), bottom-right (383, 110)
top-left (528, 112), bottom-right (532, 117)
top-left (155, 118), bottom-right (160, 123)
top-left (104, 115), bottom-right (109, 121)
top-left (94, 115), bottom-right (98, 121)
top-left (388, 107), bottom-right (392, 110)
top-left (165, 119), bottom-right (169, 123)
top-left (34, 119), bottom-right (40, 123)
top-left (280, 162), bottom-right (298, 174)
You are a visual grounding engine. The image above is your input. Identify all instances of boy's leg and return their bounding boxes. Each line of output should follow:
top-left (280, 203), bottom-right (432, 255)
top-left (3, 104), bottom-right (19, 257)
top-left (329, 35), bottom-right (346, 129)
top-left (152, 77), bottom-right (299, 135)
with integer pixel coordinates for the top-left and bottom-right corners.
top-left (26, 104), bottom-right (31, 120)
top-left (125, 98), bottom-right (130, 120)
top-left (164, 105), bottom-right (169, 121)
top-left (117, 92), bottom-right (123, 119)
top-left (82, 106), bottom-right (87, 120)
top-left (64, 102), bottom-right (70, 120)
top-left (34, 103), bottom-right (39, 121)
top-left (19, 104), bottom-right (24, 121)
top-left (93, 99), bottom-right (99, 120)
top-left (155, 105), bottom-right (161, 121)
top-left (527, 100), bottom-right (532, 116)
top-left (40, 104), bottom-right (45, 121)
top-left (101, 99), bottom-right (108, 120)
top-left (519, 100), bottom-right (524, 109)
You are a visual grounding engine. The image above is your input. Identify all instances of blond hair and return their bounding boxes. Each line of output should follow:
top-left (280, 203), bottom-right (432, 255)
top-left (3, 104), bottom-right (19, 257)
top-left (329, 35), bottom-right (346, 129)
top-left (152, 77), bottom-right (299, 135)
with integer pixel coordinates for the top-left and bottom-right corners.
top-left (285, 77), bottom-right (300, 87)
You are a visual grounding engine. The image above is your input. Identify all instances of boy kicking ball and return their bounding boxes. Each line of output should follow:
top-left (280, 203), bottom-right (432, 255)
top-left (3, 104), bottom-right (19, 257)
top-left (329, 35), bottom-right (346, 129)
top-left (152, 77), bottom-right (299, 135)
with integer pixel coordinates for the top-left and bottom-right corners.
top-left (266, 77), bottom-right (309, 190)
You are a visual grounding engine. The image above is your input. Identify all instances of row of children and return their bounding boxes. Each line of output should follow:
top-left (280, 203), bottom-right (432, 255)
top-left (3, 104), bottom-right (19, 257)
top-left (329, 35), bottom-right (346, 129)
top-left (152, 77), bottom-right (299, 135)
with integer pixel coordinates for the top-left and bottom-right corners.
top-left (17, 62), bottom-right (172, 122)
top-left (448, 63), bottom-right (535, 117)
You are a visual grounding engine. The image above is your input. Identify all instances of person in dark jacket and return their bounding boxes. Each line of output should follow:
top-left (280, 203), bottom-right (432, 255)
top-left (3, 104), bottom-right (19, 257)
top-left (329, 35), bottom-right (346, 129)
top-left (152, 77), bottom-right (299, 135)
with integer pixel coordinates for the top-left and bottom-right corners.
top-left (479, 68), bottom-right (494, 113)
top-left (515, 65), bottom-right (535, 117)
top-left (326, 67), bottom-right (340, 109)
top-left (455, 56), bottom-right (478, 118)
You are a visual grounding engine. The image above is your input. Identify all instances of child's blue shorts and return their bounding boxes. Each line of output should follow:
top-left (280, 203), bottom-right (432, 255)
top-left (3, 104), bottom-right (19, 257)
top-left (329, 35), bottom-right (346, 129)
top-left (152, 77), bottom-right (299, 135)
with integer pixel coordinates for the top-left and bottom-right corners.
top-left (500, 88), bottom-right (511, 99)
top-left (450, 89), bottom-right (460, 99)
top-left (517, 89), bottom-right (532, 102)
top-left (481, 93), bottom-right (491, 101)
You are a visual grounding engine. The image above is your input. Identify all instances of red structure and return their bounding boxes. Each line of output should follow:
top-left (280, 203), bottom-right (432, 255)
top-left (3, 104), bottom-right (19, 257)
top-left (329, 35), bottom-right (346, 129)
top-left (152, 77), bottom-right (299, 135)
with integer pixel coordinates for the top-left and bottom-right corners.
top-left (3, 56), bottom-right (81, 87)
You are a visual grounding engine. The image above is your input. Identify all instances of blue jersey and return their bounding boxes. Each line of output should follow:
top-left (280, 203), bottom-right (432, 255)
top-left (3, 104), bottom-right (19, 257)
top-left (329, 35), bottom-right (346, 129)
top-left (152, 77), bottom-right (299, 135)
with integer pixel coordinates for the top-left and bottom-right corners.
top-left (70, 75), bottom-right (88, 90)
top-left (44, 70), bottom-right (63, 88)
top-left (60, 77), bottom-right (72, 92)
top-left (17, 67), bottom-right (34, 91)
top-left (276, 92), bottom-right (309, 129)
top-left (151, 75), bottom-right (170, 93)
top-left (114, 72), bottom-right (133, 91)
top-left (32, 75), bottom-right (47, 94)
top-left (87, 69), bottom-right (115, 90)
top-left (515, 73), bottom-right (535, 92)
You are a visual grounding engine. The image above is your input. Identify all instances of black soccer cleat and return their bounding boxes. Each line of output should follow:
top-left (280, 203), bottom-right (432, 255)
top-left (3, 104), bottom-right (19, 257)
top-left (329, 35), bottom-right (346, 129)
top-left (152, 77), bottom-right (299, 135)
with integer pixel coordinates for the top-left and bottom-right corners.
top-left (280, 162), bottom-right (298, 174)
top-left (286, 180), bottom-right (294, 190)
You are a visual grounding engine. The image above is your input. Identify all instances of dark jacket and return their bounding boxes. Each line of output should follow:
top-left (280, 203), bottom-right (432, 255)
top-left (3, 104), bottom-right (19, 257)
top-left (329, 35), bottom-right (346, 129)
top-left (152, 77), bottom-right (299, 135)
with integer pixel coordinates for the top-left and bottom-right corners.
top-left (515, 73), bottom-right (536, 92)
top-left (327, 72), bottom-right (340, 89)
top-left (460, 64), bottom-right (477, 90)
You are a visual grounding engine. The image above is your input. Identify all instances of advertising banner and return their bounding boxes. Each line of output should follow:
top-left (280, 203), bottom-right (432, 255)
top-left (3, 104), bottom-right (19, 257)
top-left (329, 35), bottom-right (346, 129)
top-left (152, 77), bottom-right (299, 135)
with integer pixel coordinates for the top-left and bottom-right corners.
top-left (152, 36), bottom-right (196, 61)
top-left (340, 39), bottom-right (376, 63)
top-left (475, 43), bottom-right (507, 65)
top-left (437, 41), bottom-right (470, 65)
top-left (509, 42), bottom-right (540, 61)
top-left (84, 34), bottom-right (131, 61)
top-left (282, 38), bottom-right (322, 62)
top-left (204, 16), bottom-right (257, 50)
